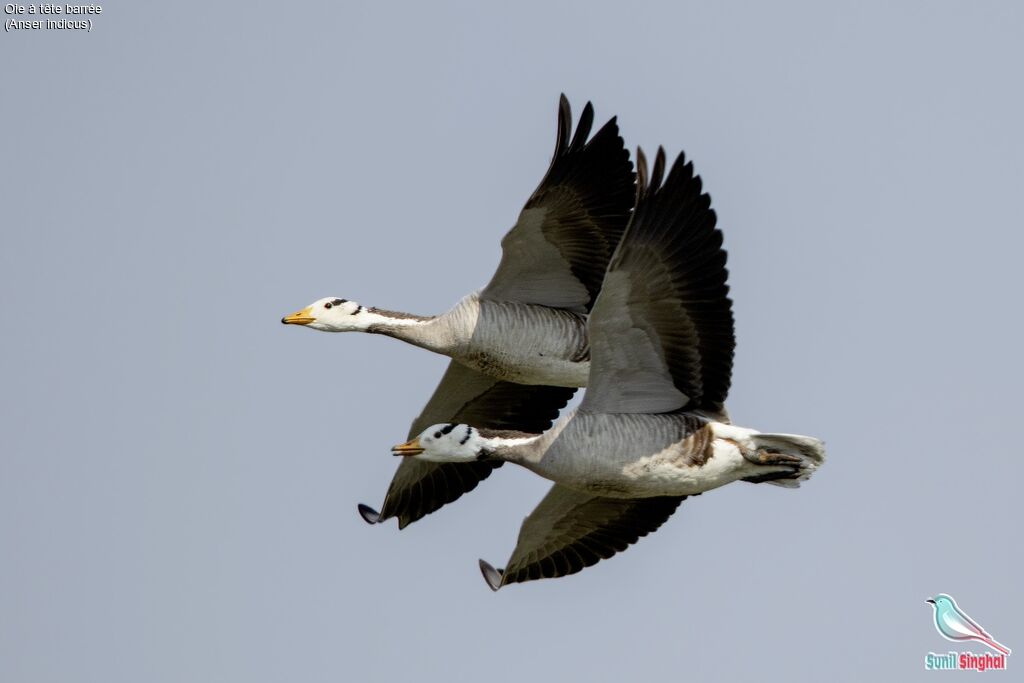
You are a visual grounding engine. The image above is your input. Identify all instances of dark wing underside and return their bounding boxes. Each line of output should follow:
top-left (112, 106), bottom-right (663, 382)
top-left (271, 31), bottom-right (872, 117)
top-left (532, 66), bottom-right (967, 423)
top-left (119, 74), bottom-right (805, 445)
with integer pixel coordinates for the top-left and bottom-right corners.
top-left (362, 361), bottom-right (575, 529)
top-left (481, 95), bottom-right (635, 313)
top-left (581, 148), bottom-right (735, 415)
top-left (480, 484), bottom-right (685, 590)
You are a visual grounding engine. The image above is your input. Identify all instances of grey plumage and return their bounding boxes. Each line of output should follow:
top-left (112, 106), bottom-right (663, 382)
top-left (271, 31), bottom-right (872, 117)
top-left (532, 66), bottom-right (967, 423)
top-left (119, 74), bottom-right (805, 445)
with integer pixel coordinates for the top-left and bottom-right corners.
top-left (583, 148), bottom-right (733, 415)
top-left (350, 96), bottom-right (635, 527)
top-left (408, 148), bottom-right (824, 589)
top-left (482, 95), bottom-right (635, 313)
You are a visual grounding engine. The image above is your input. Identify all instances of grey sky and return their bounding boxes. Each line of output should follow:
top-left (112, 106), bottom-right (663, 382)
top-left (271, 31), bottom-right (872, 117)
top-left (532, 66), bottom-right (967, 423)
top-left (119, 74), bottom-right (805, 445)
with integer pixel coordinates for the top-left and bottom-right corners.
top-left (2, 2), bottom-right (1021, 681)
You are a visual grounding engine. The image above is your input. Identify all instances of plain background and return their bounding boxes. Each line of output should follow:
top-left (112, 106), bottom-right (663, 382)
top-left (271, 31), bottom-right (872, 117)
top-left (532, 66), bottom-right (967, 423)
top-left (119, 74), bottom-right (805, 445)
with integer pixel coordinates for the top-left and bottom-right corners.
top-left (2, 2), bottom-right (1021, 681)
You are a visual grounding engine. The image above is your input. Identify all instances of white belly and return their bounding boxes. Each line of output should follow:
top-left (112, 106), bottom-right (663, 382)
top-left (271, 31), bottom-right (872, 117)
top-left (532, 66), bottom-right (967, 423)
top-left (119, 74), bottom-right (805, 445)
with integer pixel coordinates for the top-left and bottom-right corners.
top-left (616, 438), bottom-right (754, 497)
top-left (459, 350), bottom-right (589, 387)
top-left (441, 295), bottom-right (591, 387)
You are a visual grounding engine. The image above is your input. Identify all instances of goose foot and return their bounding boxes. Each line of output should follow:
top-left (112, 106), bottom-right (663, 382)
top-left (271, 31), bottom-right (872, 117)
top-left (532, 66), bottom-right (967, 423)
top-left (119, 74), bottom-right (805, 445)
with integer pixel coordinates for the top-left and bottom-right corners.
top-left (747, 449), bottom-right (803, 467)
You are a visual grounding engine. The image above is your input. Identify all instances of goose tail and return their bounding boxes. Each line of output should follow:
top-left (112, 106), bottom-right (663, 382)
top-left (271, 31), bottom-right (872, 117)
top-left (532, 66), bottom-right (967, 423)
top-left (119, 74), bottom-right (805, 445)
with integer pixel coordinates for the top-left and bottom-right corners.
top-left (743, 433), bottom-right (825, 488)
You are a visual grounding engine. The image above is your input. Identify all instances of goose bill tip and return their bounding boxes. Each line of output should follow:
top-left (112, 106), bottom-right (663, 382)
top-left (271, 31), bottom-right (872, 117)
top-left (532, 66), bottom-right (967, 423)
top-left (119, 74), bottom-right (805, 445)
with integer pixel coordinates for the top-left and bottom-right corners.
top-left (391, 438), bottom-right (424, 457)
top-left (281, 307), bottom-right (315, 325)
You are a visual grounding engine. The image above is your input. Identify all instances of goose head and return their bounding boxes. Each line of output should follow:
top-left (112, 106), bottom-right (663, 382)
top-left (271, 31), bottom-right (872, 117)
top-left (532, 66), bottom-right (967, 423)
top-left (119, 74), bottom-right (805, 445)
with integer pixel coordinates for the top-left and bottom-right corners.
top-left (392, 423), bottom-right (485, 463)
top-left (281, 297), bottom-right (369, 332)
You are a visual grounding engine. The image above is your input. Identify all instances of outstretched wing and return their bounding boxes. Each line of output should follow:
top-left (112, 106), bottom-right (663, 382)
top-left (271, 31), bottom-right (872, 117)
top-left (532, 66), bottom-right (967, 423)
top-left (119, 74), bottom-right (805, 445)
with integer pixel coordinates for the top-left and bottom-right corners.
top-left (581, 148), bottom-right (734, 415)
top-left (481, 95), bottom-right (635, 313)
top-left (360, 361), bottom-right (574, 529)
top-left (479, 484), bottom-right (685, 590)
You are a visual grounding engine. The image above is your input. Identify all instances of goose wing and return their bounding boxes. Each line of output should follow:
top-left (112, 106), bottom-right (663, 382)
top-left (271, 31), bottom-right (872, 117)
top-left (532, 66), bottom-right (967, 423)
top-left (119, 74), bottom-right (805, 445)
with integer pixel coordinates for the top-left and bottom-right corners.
top-left (479, 484), bottom-right (685, 590)
top-left (580, 148), bottom-right (734, 415)
top-left (480, 95), bottom-right (635, 313)
top-left (359, 361), bottom-right (574, 529)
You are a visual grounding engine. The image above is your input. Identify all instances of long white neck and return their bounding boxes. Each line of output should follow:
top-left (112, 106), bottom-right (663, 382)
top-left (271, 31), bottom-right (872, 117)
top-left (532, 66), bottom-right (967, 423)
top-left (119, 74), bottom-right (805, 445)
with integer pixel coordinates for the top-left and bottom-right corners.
top-left (479, 431), bottom-right (549, 467)
top-left (484, 409), bottom-right (577, 473)
top-left (365, 308), bottom-right (449, 354)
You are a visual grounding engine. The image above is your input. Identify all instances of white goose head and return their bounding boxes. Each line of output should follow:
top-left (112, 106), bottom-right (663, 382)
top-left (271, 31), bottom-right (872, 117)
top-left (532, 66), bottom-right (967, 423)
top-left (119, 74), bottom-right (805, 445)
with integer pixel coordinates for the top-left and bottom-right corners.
top-left (392, 423), bottom-right (486, 463)
top-left (281, 297), bottom-right (369, 332)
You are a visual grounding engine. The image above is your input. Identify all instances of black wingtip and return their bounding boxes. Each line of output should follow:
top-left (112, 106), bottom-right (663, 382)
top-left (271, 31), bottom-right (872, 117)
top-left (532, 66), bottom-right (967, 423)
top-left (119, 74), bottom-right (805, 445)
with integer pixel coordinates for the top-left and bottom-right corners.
top-left (570, 101), bottom-right (595, 150)
top-left (636, 147), bottom-right (648, 198)
top-left (555, 95), bottom-right (572, 155)
top-left (357, 503), bottom-right (382, 525)
top-left (635, 146), bottom-right (672, 201)
top-left (651, 146), bottom-right (666, 192)
top-left (478, 559), bottom-right (504, 592)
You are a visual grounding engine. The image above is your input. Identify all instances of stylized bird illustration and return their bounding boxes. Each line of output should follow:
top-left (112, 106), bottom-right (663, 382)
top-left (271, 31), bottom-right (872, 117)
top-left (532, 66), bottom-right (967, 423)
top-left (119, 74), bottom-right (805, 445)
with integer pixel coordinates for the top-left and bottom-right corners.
top-left (927, 594), bottom-right (1011, 655)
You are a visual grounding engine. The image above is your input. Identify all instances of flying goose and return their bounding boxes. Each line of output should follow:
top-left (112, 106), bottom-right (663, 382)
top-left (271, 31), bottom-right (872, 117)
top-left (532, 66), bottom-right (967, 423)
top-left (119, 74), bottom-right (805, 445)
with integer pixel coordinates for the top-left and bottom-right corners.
top-left (282, 96), bottom-right (636, 528)
top-left (392, 148), bottom-right (826, 589)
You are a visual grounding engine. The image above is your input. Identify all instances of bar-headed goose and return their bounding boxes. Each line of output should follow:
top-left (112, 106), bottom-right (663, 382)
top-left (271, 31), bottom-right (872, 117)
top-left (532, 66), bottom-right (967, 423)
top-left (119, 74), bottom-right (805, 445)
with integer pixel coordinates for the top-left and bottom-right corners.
top-left (283, 97), bottom-right (635, 528)
top-left (393, 148), bottom-right (825, 589)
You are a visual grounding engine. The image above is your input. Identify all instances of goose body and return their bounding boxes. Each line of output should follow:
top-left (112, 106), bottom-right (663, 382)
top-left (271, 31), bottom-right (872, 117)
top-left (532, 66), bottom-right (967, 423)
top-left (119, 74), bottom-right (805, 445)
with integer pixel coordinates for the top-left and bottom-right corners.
top-left (283, 96), bottom-right (634, 527)
top-left (395, 148), bottom-right (826, 589)
top-left (408, 411), bottom-right (814, 499)
top-left (351, 293), bottom-right (591, 386)
top-left (434, 294), bottom-right (590, 387)
top-left (489, 411), bottom-right (770, 498)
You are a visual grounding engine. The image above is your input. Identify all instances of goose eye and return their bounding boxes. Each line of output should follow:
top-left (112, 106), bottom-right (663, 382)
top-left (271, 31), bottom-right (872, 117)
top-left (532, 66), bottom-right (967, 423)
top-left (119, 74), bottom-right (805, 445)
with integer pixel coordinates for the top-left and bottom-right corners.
top-left (324, 302), bottom-right (332, 309)
top-left (434, 431), bottom-right (443, 439)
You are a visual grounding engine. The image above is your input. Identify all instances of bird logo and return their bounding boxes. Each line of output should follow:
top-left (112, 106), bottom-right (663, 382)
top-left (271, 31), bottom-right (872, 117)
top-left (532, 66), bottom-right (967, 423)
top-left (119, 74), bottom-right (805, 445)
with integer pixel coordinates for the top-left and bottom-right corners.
top-left (926, 594), bottom-right (1011, 656)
